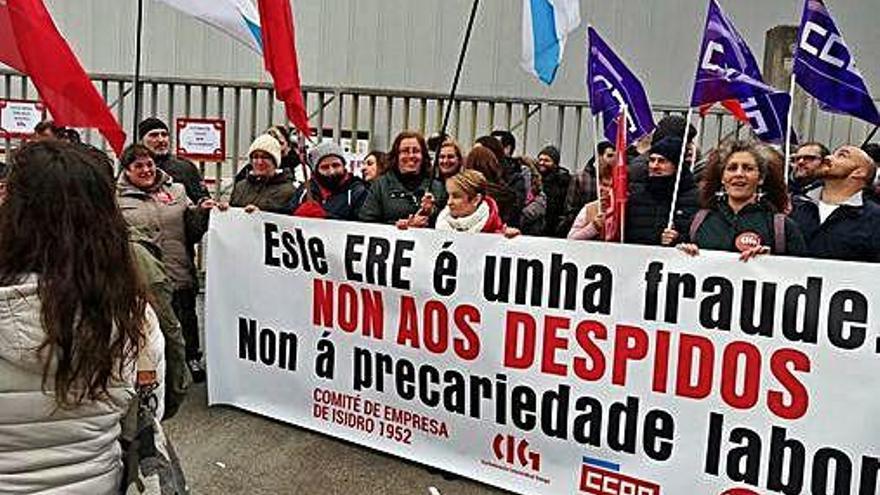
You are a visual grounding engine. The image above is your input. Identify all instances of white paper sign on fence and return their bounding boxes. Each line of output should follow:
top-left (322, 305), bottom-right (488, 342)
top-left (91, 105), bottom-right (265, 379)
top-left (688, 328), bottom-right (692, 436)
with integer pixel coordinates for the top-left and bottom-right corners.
top-left (0, 99), bottom-right (43, 137)
top-left (206, 209), bottom-right (880, 495)
top-left (176, 118), bottom-right (225, 161)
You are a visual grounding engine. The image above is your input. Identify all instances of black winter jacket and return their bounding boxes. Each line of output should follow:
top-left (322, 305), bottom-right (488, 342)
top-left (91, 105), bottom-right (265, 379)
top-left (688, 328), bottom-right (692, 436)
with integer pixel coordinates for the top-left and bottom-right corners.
top-left (790, 189), bottom-right (880, 262)
top-left (689, 201), bottom-right (806, 256)
top-left (291, 175), bottom-right (369, 221)
top-left (500, 157), bottom-right (526, 228)
top-left (541, 167), bottom-right (571, 237)
top-left (358, 170), bottom-right (447, 224)
top-left (155, 154), bottom-right (209, 204)
top-left (625, 168), bottom-right (698, 246)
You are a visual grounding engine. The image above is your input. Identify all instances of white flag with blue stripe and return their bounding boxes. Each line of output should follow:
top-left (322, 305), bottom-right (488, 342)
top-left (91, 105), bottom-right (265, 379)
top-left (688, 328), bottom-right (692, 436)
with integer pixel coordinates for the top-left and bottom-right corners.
top-left (521, 0), bottom-right (581, 85)
top-left (154, 0), bottom-right (263, 55)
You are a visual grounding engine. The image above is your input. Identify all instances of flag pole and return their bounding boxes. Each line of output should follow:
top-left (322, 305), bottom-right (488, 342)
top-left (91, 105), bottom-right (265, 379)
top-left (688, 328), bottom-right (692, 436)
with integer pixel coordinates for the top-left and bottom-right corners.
top-left (618, 104), bottom-right (628, 244)
top-left (667, 108), bottom-right (693, 229)
top-left (132, 0), bottom-right (145, 140)
top-left (433, 0), bottom-right (480, 177)
top-left (591, 114), bottom-right (603, 216)
top-left (783, 72), bottom-right (796, 184)
top-left (692, 115), bottom-right (703, 169)
top-left (862, 125), bottom-right (879, 147)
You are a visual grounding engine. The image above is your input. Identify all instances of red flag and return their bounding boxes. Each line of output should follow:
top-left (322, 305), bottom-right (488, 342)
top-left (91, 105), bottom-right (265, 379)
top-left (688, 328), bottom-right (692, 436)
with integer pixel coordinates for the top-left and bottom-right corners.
top-left (604, 110), bottom-right (628, 242)
top-left (0, 0), bottom-right (125, 154)
top-left (257, 0), bottom-right (311, 136)
top-left (699, 99), bottom-right (750, 123)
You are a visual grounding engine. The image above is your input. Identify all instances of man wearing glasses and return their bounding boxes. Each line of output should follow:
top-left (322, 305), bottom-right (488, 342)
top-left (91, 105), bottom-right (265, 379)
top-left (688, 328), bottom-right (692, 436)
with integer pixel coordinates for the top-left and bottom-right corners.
top-left (790, 142), bottom-right (830, 196)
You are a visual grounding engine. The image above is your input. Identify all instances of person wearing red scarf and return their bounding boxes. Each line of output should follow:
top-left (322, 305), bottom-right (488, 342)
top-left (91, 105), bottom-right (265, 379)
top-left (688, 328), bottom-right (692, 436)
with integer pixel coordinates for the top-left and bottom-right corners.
top-left (291, 142), bottom-right (368, 220)
top-left (435, 170), bottom-right (520, 237)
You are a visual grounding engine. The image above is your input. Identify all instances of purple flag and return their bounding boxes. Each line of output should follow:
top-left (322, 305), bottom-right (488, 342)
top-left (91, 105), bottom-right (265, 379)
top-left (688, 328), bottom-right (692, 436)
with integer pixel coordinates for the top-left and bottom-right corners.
top-left (587, 26), bottom-right (655, 143)
top-left (741, 92), bottom-right (798, 145)
top-left (690, 0), bottom-right (776, 108)
top-left (793, 0), bottom-right (880, 126)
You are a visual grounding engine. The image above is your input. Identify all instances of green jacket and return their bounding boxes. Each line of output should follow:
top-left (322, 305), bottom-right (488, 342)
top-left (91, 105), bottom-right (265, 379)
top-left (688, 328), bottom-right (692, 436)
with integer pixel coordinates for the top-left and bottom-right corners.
top-left (689, 201), bottom-right (806, 256)
top-left (358, 171), bottom-right (447, 224)
top-left (129, 229), bottom-right (190, 419)
top-left (229, 169), bottom-right (296, 214)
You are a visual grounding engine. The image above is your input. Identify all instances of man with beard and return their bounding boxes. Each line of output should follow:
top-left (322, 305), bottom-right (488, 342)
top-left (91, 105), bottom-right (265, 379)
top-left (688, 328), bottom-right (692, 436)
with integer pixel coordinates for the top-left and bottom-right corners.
top-left (291, 142), bottom-right (368, 220)
top-left (625, 137), bottom-right (698, 245)
top-left (138, 117), bottom-right (209, 204)
top-left (535, 145), bottom-right (571, 237)
top-left (789, 142), bottom-right (830, 196)
top-left (790, 145), bottom-right (880, 262)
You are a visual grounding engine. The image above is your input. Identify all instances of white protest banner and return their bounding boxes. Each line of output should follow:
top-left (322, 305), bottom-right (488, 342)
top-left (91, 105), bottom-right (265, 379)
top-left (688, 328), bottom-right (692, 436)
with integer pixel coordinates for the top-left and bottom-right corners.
top-left (0, 99), bottom-right (44, 138)
top-left (206, 209), bottom-right (880, 495)
top-left (176, 118), bottom-right (225, 161)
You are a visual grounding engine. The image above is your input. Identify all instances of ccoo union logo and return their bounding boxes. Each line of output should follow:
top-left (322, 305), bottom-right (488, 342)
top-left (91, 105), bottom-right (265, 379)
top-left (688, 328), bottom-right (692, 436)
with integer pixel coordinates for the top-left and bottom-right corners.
top-left (579, 456), bottom-right (661, 495)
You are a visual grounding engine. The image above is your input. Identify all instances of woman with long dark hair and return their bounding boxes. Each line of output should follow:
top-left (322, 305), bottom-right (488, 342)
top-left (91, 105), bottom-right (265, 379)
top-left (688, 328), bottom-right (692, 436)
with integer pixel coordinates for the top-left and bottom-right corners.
top-left (667, 140), bottom-right (806, 260)
top-left (0, 141), bottom-right (154, 493)
top-left (359, 130), bottom-right (447, 225)
top-left (464, 146), bottom-right (520, 227)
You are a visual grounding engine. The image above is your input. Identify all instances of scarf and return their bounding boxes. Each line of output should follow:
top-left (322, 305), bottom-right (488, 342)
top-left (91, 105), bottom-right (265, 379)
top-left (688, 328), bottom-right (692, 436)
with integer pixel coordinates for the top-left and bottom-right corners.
top-left (436, 201), bottom-right (491, 233)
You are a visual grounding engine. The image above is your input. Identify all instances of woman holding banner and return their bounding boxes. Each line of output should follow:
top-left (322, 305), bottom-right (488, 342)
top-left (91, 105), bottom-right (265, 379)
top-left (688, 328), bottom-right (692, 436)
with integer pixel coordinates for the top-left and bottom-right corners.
top-left (435, 170), bottom-right (519, 238)
top-left (667, 140), bottom-right (806, 260)
top-left (359, 131), bottom-right (447, 226)
top-left (567, 158), bottom-right (613, 241)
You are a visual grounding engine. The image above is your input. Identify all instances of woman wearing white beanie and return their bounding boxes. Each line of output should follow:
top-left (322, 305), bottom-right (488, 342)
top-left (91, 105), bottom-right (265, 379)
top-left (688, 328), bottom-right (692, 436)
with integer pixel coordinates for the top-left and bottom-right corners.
top-left (229, 134), bottom-right (297, 214)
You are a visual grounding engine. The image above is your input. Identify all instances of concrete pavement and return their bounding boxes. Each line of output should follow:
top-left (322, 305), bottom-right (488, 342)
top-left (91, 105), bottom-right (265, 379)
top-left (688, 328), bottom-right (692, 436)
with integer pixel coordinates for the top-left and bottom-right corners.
top-left (162, 383), bottom-right (514, 495)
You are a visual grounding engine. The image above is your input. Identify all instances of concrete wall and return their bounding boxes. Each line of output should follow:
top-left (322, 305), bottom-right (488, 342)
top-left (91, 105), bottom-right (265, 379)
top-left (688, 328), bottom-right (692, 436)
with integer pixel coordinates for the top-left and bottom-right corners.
top-left (39, 0), bottom-right (880, 107)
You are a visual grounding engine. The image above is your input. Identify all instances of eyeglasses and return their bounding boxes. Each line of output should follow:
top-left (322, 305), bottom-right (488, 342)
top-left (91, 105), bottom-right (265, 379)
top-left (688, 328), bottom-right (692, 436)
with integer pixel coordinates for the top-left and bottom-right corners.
top-left (791, 154), bottom-right (822, 163)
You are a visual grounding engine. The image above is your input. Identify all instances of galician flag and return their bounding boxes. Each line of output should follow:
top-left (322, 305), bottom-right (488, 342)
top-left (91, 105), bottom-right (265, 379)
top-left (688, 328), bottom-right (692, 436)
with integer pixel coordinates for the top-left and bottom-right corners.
top-left (521, 0), bottom-right (580, 85)
top-left (154, 0), bottom-right (263, 54)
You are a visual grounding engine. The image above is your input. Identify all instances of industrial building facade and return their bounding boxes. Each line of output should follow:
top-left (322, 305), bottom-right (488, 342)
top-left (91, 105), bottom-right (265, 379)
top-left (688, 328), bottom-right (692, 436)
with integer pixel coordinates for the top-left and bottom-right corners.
top-left (3, 0), bottom-right (877, 169)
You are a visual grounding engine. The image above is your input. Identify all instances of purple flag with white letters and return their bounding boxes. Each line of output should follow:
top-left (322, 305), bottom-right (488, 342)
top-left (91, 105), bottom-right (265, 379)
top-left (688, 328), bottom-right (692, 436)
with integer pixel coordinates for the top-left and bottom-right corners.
top-left (793, 0), bottom-right (880, 126)
top-left (741, 92), bottom-right (798, 145)
top-left (690, 0), bottom-right (776, 108)
top-left (587, 26), bottom-right (655, 143)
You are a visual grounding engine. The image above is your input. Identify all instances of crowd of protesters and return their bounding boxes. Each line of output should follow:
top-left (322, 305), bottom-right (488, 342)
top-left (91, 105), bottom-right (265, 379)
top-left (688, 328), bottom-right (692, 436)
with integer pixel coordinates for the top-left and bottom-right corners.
top-left (1, 114), bottom-right (879, 492)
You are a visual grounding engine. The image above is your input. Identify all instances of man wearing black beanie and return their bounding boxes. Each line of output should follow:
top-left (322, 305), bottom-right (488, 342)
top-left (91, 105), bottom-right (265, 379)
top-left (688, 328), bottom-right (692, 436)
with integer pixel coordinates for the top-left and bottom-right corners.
top-left (138, 117), bottom-right (209, 205)
top-left (624, 136), bottom-right (698, 245)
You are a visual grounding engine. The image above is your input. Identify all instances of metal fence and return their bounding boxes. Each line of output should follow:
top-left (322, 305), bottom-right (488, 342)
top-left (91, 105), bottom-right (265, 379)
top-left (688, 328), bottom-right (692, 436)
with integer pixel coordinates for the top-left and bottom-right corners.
top-left (2, 69), bottom-right (877, 191)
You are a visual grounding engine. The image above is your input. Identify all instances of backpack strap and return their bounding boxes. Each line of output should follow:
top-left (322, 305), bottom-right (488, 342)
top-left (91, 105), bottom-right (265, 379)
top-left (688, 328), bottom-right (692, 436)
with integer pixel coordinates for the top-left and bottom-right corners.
top-left (689, 209), bottom-right (711, 242)
top-left (773, 213), bottom-right (786, 254)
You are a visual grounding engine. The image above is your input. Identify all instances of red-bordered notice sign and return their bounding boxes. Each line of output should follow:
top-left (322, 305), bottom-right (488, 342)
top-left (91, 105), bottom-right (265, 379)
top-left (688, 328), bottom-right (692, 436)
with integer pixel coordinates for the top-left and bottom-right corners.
top-left (0, 99), bottom-right (45, 138)
top-left (176, 118), bottom-right (225, 161)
